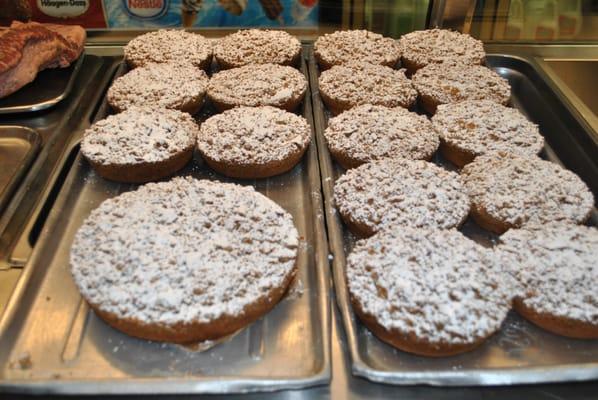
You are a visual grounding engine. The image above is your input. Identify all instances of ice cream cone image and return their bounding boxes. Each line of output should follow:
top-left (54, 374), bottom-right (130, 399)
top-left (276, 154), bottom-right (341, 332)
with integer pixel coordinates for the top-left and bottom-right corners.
top-left (218, 0), bottom-right (248, 16)
top-left (182, 0), bottom-right (202, 27)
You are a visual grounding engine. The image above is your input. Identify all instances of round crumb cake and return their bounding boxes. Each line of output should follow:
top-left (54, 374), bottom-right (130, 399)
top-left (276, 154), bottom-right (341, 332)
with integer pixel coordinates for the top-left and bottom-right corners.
top-left (214, 29), bottom-right (301, 69)
top-left (318, 62), bottom-right (417, 115)
top-left (347, 227), bottom-right (512, 356)
top-left (412, 61), bottom-right (511, 114)
top-left (334, 158), bottom-right (470, 236)
top-left (399, 29), bottom-right (485, 73)
top-left (81, 107), bottom-right (198, 183)
top-left (432, 100), bottom-right (544, 166)
top-left (207, 63), bottom-right (307, 112)
top-left (197, 106), bottom-right (311, 178)
top-left (70, 177), bottom-right (299, 343)
top-left (314, 29), bottom-right (401, 69)
top-left (107, 63), bottom-right (209, 115)
top-left (461, 153), bottom-right (594, 233)
top-left (324, 104), bottom-right (439, 169)
top-left (499, 223), bottom-right (598, 338)
top-left (124, 29), bottom-right (213, 70)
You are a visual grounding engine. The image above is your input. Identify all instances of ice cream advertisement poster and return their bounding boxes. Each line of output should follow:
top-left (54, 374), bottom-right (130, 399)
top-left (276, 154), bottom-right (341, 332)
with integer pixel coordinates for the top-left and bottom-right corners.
top-left (104, 0), bottom-right (319, 29)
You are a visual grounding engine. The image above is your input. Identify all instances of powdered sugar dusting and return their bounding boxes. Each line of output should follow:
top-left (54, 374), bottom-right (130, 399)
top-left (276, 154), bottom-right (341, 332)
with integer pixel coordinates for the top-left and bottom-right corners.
top-left (107, 63), bottom-right (209, 111)
top-left (81, 107), bottom-right (197, 165)
top-left (197, 106), bottom-right (310, 165)
top-left (214, 29), bottom-right (301, 68)
top-left (70, 177), bottom-right (298, 325)
top-left (347, 227), bottom-right (512, 345)
top-left (207, 64), bottom-right (307, 108)
top-left (399, 29), bottom-right (485, 68)
top-left (325, 104), bottom-right (439, 165)
top-left (462, 153), bottom-right (594, 227)
top-left (499, 223), bottom-right (598, 324)
top-left (319, 62), bottom-right (417, 109)
top-left (124, 30), bottom-right (212, 69)
top-left (334, 159), bottom-right (470, 234)
top-left (314, 29), bottom-right (401, 67)
top-left (412, 61), bottom-right (510, 106)
top-left (433, 100), bottom-right (544, 159)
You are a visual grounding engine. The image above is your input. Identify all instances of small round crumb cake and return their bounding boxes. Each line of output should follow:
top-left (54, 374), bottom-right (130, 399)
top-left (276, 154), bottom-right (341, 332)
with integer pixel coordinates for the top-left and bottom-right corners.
top-left (347, 227), bottom-right (512, 356)
top-left (318, 62), bottom-right (417, 115)
top-left (214, 29), bottom-right (301, 69)
top-left (197, 106), bottom-right (311, 178)
top-left (314, 29), bottom-right (401, 70)
top-left (461, 153), bottom-right (594, 233)
top-left (207, 63), bottom-right (307, 112)
top-left (334, 158), bottom-right (470, 236)
top-left (70, 177), bottom-right (299, 343)
top-left (81, 107), bottom-right (197, 183)
top-left (399, 28), bottom-right (485, 73)
top-left (107, 63), bottom-right (209, 115)
top-left (324, 104), bottom-right (439, 169)
top-left (499, 223), bottom-right (598, 339)
top-left (432, 100), bottom-right (544, 167)
top-left (412, 61), bottom-right (511, 114)
top-left (124, 30), bottom-right (213, 70)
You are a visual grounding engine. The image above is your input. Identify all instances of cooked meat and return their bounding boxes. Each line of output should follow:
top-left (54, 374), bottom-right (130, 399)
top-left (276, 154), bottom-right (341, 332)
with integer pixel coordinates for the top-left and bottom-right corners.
top-left (0, 22), bottom-right (85, 99)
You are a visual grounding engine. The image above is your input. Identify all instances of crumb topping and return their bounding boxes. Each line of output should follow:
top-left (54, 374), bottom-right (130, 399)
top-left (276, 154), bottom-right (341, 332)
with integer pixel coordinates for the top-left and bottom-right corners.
top-left (81, 107), bottom-right (198, 165)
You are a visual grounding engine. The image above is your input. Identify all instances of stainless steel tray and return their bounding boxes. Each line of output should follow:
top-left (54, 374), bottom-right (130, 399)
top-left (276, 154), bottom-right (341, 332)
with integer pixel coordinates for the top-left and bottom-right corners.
top-left (0, 55), bottom-right (85, 115)
top-left (0, 126), bottom-right (41, 216)
top-left (0, 51), bottom-right (331, 394)
top-left (309, 50), bottom-right (598, 386)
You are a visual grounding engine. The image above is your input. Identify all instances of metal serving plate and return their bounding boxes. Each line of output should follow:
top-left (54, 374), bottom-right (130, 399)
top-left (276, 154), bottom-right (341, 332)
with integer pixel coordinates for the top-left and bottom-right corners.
top-left (309, 50), bottom-right (598, 386)
top-left (0, 51), bottom-right (331, 394)
top-left (0, 126), bottom-right (41, 216)
top-left (0, 55), bottom-right (85, 115)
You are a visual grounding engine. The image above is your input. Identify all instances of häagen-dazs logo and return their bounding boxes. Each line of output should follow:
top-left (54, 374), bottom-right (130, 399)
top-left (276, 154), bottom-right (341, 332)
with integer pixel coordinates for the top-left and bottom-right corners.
top-left (123, 0), bottom-right (169, 19)
top-left (37, 0), bottom-right (90, 18)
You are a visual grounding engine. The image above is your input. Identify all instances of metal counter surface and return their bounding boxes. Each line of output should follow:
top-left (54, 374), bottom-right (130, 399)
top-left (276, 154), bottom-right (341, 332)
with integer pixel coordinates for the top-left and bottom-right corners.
top-left (0, 44), bottom-right (597, 399)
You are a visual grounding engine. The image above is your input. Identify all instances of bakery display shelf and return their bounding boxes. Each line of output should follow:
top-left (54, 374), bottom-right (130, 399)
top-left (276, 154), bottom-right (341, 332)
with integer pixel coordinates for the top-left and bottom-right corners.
top-left (0, 54), bottom-right (85, 115)
top-left (0, 126), bottom-right (41, 218)
top-left (309, 49), bottom-right (598, 386)
top-left (0, 50), bottom-right (331, 395)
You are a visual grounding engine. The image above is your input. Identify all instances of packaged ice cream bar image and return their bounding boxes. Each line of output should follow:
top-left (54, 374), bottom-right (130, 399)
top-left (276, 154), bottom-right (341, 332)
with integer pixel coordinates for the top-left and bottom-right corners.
top-left (218, 0), bottom-right (247, 16)
top-left (182, 0), bottom-right (202, 26)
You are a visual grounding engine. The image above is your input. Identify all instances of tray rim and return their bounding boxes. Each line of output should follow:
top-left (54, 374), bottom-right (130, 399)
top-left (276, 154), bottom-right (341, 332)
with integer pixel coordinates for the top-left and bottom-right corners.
top-left (0, 125), bottom-right (42, 219)
top-left (0, 53), bottom-right (85, 115)
top-left (307, 47), bottom-right (598, 386)
top-left (0, 50), bottom-right (331, 394)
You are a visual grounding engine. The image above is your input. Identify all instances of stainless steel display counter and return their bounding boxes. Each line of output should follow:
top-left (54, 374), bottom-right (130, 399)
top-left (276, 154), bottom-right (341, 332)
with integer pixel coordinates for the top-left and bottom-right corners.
top-left (0, 42), bottom-right (597, 399)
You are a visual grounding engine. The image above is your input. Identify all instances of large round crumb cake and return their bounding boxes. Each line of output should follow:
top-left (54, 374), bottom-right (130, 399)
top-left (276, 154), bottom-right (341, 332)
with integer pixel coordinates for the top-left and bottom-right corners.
top-left (318, 62), bottom-right (417, 115)
top-left (197, 106), bottom-right (311, 179)
top-left (324, 104), bottom-right (439, 169)
top-left (214, 29), bottom-right (301, 69)
top-left (461, 153), bottom-right (594, 233)
top-left (314, 29), bottom-right (401, 69)
top-left (347, 227), bottom-right (513, 356)
top-left (334, 158), bottom-right (470, 236)
top-left (499, 223), bottom-right (598, 339)
top-left (124, 29), bottom-right (213, 70)
top-left (207, 63), bottom-right (307, 112)
top-left (70, 177), bottom-right (299, 343)
top-left (81, 107), bottom-right (198, 183)
top-left (432, 100), bottom-right (544, 167)
top-left (399, 28), bottom-right (485, 73)
top-left (107, 62), bottom-right (209, 115)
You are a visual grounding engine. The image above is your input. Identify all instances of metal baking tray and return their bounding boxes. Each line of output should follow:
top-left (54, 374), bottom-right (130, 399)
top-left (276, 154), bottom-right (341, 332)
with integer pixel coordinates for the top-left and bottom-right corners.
top-left (0, 126), bottom-right (41, 216)
top-left (309, 50), bottom-right (598, 386)
top-left (0, 50), bottom-right (331, 394)
top-left (0, 54), bottom-right (84, 115)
